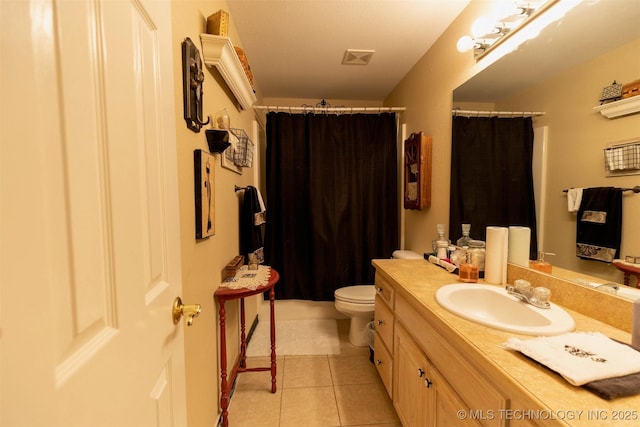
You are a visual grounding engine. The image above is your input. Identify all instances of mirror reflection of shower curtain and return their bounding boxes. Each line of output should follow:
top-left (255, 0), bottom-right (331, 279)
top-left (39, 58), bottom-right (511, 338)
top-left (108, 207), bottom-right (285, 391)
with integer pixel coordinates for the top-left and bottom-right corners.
top-left (265, 112), bottom-right (399, 301)
top-left (450, 116), bottom-right (538, 259)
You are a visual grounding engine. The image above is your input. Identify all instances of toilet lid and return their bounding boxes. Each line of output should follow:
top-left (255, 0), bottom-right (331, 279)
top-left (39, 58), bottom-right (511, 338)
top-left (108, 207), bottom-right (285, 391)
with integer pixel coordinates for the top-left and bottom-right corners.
top-left (392, 250), bottom-right (423, 259)
top-left (334, 285), bottom-right (375, 303)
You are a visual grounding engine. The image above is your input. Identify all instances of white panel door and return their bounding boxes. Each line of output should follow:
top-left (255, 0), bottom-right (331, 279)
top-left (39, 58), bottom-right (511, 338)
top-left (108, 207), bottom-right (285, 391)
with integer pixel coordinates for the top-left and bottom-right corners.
top-left (1, 0), bottom-right (187, 425)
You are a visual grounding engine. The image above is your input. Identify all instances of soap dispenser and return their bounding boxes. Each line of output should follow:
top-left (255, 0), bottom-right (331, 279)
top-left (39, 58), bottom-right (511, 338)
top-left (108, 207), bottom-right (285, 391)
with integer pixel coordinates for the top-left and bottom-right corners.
top-left (530, 251), bottom-right (553, 274)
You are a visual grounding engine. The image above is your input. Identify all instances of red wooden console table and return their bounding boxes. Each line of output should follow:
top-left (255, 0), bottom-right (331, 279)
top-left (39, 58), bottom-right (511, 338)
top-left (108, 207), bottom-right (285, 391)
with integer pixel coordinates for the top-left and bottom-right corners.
top-left (214, 268), bottom-right (279, 427)
top-left (612, 260), bottom-right (640, 288)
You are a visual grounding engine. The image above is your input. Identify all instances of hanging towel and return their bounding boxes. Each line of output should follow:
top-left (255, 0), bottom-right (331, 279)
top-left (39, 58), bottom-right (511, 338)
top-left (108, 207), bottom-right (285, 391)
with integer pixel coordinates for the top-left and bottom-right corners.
top-left (566, 188), bottom-right (583, 213)
top-left (254, 187), bottom-right (267, 226)
top-left (575, 187), bottom-right (622, 263)
top-left (503, 332), bottom-right (640, 386)
top-left (240, 186), bottom-right (264, 262)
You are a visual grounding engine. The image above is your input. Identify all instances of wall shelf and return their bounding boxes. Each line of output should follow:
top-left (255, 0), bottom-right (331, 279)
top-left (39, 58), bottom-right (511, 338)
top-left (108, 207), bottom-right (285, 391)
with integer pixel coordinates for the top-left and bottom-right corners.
top-left (594, 96), bottom-right (640, 119)
top-left (200, 34), bottom-right (256, 110)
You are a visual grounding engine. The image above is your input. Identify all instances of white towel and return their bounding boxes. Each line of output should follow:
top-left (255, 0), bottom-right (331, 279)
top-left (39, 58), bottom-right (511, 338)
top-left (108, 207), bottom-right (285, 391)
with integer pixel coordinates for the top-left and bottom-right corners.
top-left (503, 332), bottom-right (640, 386)
top-left (567, 188), bottom-right (583, 213)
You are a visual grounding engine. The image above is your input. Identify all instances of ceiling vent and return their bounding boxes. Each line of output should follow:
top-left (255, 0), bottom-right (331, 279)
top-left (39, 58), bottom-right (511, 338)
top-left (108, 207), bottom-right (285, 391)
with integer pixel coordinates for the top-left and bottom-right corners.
top-left (342, 49), bottom-right (375, 65)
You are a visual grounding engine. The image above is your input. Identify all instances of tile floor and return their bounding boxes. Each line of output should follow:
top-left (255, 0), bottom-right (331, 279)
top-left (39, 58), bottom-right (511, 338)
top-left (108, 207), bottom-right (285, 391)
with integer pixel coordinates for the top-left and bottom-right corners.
top-left (226, 319), bottom-right (401, 427)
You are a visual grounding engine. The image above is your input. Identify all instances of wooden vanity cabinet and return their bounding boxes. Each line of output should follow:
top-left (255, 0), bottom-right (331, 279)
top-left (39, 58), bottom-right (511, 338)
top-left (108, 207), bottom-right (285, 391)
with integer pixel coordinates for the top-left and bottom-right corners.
top-left (394, 323), bottom-right (484, 427)
top-left (373, 273), bottom-right (395, 397)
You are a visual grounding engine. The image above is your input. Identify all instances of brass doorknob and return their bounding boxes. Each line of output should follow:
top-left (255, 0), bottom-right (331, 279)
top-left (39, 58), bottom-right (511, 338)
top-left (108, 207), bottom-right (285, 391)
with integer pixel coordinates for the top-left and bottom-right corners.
top-left (173, 297), bottom-right (201, 326)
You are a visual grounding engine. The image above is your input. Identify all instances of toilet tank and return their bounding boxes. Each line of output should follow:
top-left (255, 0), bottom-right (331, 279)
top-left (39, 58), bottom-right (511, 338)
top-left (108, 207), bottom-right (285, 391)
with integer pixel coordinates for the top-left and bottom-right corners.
top-left (392, 250), bottom-right (422, 259)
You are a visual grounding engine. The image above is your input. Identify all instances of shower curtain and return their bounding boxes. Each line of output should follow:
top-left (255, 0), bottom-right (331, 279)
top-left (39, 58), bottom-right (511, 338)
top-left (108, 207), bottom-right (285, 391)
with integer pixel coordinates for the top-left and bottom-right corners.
top-left (264, 112), bottom-right (399, 301)
top-left (450, 116), bottom-right (538, 259)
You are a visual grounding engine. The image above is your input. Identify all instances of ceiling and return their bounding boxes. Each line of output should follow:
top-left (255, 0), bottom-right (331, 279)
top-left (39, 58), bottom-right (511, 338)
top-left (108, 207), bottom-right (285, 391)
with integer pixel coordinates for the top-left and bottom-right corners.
top-left (226, 1), bottom-right (640, 104)
top-left (225, 0), bottom-right (471, 101)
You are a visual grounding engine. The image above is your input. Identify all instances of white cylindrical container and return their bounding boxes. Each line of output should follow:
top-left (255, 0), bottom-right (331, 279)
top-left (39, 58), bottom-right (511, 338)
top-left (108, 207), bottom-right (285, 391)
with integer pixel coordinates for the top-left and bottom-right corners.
top-left (485, 226), bottom-right (508, 285)
top-left (508, 226), bottom-right (531, 267)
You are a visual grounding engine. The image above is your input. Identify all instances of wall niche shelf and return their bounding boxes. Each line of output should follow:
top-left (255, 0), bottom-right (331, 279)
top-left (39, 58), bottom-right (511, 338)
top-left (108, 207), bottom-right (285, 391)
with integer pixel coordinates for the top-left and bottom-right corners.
top-left (200, 34), bottom-right (256, 110)
top-left (594, 96), bottom-right (640, 119)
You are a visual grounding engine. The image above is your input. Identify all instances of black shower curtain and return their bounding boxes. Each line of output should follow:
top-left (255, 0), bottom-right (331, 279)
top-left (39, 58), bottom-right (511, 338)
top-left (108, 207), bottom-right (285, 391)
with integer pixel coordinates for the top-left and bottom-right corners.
top-left (450, 116), bottom-right (538, 259)
top-left (264, 112), bottom-right (399, 301)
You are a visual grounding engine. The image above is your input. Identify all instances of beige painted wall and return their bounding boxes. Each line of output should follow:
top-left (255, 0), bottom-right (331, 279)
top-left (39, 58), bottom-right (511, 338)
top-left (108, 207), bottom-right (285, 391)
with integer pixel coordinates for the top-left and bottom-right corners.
top-left (170, 1), bottom-right (261, 425)
top-left (385, 0), bottom-right (487, 256)
top-left (386, 1), bottom-right (640, 283)
top-left (497, 38), bottom-right (640, 282)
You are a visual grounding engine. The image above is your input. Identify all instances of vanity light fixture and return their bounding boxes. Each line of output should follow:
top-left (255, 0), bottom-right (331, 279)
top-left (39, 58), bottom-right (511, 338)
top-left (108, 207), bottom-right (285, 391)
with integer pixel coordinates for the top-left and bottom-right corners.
top-left (457, 0), bottom-right (562, 59)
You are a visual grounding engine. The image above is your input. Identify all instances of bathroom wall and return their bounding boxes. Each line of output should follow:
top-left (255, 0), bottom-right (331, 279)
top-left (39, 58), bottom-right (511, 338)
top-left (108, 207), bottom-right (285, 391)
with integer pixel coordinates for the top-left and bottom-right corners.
top-left (386, 1), bottom-right (640, 284)
top-left (497, 38), bottom-right (640, 282)
top-left (170, 1), bottom-right (260, 425)
top-left (384, 0), bottom-right (490, 256)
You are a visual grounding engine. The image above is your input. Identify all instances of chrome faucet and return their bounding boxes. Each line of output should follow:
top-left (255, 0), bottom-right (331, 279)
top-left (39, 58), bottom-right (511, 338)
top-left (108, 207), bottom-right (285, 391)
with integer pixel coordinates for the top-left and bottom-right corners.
top-left (505, 280), bottom-right (551, 309)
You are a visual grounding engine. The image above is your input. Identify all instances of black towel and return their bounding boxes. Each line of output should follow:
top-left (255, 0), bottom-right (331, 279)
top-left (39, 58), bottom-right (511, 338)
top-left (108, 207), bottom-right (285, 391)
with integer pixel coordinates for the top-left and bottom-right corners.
top-left (576, 187), bottom-right (622, 263)
top-left (240, 186), bottom-right (264, 262)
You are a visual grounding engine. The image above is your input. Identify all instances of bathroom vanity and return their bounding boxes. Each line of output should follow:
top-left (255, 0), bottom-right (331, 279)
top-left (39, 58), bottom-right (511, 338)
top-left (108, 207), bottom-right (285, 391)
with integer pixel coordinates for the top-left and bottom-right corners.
top-left (372, 259), bottom-right (639, 427)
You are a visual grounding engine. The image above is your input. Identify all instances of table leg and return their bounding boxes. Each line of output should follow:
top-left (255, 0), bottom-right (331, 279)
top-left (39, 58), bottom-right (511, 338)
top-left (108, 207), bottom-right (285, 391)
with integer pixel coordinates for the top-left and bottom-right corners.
top-left (218, 298), bottom-right (229, 427)
top-left (269, 286), bottom-right (277, 393)
top-left (240, 298), bottom-right (247, 368)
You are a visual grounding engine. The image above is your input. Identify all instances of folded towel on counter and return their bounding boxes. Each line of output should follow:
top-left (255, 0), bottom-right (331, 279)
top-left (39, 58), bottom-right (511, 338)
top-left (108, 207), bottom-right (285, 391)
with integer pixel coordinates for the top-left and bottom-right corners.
top-left (575, 187), bottom-right (622, 263)
top-left (566, 188), bottom-right (583, 213)
top-left (503, 332), bottom-right (640, 386)
top-left (584, 371), bottom-right (640, 400)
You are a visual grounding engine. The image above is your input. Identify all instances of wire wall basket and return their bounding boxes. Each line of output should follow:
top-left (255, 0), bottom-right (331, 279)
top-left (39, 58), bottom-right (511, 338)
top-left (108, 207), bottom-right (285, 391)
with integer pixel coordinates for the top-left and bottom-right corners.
top-left (230, 128), bottom-right (254, 168)
top-left (604, 138), bottom-right (640, 177)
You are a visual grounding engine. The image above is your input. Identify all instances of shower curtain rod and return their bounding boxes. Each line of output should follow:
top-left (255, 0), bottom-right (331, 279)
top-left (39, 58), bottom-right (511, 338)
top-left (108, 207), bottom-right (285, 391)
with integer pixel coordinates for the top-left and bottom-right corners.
top-left (254, 105), bottom-right (405, 114)
top-left (452, 109), bottom-right (545, 117)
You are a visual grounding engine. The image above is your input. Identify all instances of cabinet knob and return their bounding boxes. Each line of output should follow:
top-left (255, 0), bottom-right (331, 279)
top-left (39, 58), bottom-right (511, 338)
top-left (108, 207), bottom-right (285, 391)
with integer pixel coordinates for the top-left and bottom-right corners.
top-left (425, 378), bottom-right (433, 388)
top-left (376, 359), bottom-right (383, 366)
top-left (376, 287), bottom-right (383, 294)
top-left (377, 319), bottom-right (384, 326)
top-left (417, 368), bottom-right (424, 377)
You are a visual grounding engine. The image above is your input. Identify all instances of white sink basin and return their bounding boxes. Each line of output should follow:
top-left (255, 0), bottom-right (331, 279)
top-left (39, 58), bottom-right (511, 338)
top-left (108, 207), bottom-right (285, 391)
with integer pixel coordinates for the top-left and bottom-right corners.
top-left (435, 284), bottom-right (575, 336)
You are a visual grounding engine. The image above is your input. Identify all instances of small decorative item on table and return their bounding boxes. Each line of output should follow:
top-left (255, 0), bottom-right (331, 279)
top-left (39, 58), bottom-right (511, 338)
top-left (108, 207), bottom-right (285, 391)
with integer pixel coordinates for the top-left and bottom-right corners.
top-left (225, 255), bottom-right (244, 278)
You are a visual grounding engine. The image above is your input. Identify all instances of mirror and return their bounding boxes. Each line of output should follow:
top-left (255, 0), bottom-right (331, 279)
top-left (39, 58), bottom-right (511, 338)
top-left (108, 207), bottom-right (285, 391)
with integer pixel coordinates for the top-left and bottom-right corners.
top-left (452, 0), bottom-right (640, 287)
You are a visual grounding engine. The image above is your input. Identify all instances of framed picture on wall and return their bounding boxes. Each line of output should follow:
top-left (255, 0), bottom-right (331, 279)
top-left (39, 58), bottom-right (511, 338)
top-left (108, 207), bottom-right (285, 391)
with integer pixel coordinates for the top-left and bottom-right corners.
top-left (194, 149), bottom-right (215, 239)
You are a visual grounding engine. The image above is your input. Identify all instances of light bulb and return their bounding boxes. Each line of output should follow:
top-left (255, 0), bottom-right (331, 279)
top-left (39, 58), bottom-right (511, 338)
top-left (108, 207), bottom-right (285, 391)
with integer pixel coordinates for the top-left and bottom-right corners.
top-left (471, 16), bottom-right (495, 38)
top-left (456, 36), bottom-right (475, 53)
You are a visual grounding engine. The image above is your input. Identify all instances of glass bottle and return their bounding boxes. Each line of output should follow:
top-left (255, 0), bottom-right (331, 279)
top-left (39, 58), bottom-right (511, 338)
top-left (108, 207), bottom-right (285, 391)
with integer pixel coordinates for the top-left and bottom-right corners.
top-left (456, 223), bottom-right (472, 248)
top-left (432, 223), bottom-right (448, 256)
top-left (459, 251), bottom-right (479, 283)
top-left (468, 239), bottom-right (486, 277)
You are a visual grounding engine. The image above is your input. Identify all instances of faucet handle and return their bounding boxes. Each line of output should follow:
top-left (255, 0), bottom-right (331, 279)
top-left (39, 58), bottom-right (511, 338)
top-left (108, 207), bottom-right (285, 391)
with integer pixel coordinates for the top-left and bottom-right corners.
top-left (532, 287), bottom-right (551, 305)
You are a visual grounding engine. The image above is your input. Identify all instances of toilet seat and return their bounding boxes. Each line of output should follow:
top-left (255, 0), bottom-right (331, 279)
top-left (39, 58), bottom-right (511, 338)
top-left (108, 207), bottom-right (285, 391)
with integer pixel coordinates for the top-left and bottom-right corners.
top-left (334, 285), bottom-right (375, 304)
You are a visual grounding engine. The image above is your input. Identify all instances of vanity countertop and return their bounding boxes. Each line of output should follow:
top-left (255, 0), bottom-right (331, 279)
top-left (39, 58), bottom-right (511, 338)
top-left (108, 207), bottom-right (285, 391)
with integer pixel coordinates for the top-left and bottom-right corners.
top-left (373, 258), bottom-right (639, 427)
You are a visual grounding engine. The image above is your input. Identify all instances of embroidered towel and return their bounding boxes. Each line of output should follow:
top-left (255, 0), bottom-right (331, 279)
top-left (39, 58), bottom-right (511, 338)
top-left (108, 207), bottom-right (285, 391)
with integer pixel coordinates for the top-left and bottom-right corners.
top-left (575, 187), bottom-right (622, 262)
top-left (503, 332), bottom-right (640, 386)
top-left (240, 186), bottom-right (265, 262)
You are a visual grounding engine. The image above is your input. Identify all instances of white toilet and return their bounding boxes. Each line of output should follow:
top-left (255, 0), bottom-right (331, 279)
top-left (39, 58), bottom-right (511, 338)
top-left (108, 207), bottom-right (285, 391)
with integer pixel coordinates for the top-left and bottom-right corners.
top-left (334, 250), bottom-right (423, 346)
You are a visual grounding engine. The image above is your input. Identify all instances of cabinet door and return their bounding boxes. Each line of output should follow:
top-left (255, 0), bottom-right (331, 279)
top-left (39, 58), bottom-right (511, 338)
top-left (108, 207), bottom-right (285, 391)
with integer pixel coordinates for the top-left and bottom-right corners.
top-left (394, 325), bottom-right (430, 427)
top-left (432, 368), bottom-right (484, 427)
